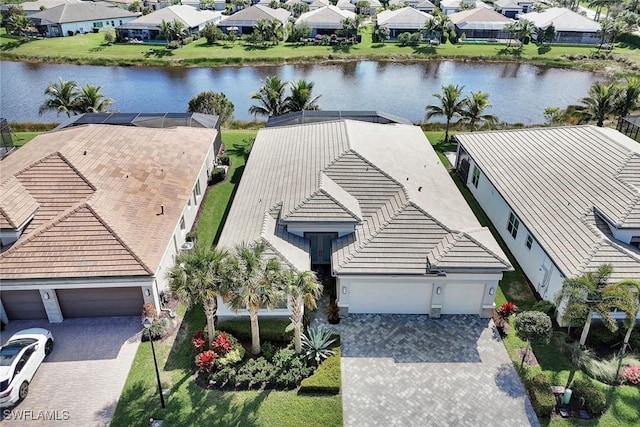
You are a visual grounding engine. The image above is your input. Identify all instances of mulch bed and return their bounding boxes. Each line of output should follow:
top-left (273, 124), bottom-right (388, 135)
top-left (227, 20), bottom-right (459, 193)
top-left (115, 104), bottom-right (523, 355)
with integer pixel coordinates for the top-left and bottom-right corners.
top-left (516, 347), bottom-right (539, 367)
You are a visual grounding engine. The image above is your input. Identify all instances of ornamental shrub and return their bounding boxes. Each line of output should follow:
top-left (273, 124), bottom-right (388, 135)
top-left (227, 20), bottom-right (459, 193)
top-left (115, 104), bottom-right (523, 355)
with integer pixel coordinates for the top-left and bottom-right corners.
top-left (141, 318), bottom-right (168, 341)
top-left (217, 155), bottom-right (230, 165)
top-left (302, 326), bottom-right (336, 366)
top-left (141, 302), bottom-right (158, 320)
top-left (208, 167), bottom-right (226, 185)
top-left (299, 347), bottom-right (341, 394)
top-left (530, 300), bottom-right (555, 317)
top-left (524, 373), bottom-right (555, 418)
top-left (212, 331), bottom-right (244, 367)
top-left (571, 378), bottom-right (607, 414)
top-left (498, 301), bottom-right (518, 318)
top-left (623, 366), bottom-right (640, 385)
top-left (195, 350), bottom-right (218, 372)
top-left (212, 333), bottom-right (231, 356)
top-left (193, 330), bottom-right (206, 351)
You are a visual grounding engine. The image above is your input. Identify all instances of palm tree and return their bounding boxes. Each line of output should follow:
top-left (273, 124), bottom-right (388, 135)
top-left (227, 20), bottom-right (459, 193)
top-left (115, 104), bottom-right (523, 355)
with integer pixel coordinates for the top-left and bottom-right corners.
top-left (516, 19), bottom-right (536, 43)
top-left (224, 242), bottom-right (285, 354)
top-left (581, 82), bottom-right (618, 127)
top-left (286, 80), bottom-right (321, 112)
top-left (167, 245), bottom-right (229, 346)
top-left (461, 91), bottom-right (497, 131)
top-left (283, 269), bottom-right (323, 354)
top-left (614, 77), bottom-right (640, 120)
top-left (74, 84), bottom-right (113, 113)
top-left (425, 84), bottom-right (468, 142)
top-left (159, 19), bottom-right (173, 42)
top-left (248, 75), bottom-right (289, 118)
top-left (555, 264), bottom-right (637, 347)
top-left (39, 78), bottom-right (79, 117)
top-left (616, 280), bottom-right (640, 354)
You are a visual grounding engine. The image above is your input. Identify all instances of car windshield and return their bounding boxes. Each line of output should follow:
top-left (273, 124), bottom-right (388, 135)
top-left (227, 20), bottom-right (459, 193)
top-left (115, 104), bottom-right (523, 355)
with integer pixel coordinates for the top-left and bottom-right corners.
top-left (0, 379), bottom-right (9, 392)
top-left (0, 339), bottom-right (37, 366)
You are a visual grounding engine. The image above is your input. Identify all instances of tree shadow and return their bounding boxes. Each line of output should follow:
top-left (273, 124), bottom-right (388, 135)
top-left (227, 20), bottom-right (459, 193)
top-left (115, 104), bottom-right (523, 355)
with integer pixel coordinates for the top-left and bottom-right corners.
top-left (213, 165), bottom-right (244, 245)
top-left (143, 48), bottom-right (175, 58)
top-left (496, 46), bottom-right (523, 57)
top-left (89, 45), bottom-right (106, 52)
top-left (331, 44), bottom-right (353, 53)
top-left (110, 381), bottom-right (153, 426)
top-left (411, 45), bottom-right (437, 55)
top-left (494, 362), bottom-right (526, 398)
top-left (0, 39), bottom-right (27, 51)
top-left (537, 45), bottom-right (551, 54)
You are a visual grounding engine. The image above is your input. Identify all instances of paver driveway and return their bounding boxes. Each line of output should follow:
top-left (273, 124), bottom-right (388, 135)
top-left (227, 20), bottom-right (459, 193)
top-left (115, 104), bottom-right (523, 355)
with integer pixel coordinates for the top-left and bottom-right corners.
top-left (325, 314), bottom-right (540, 427)
top-left (0, 317), bottom-right (141, 427)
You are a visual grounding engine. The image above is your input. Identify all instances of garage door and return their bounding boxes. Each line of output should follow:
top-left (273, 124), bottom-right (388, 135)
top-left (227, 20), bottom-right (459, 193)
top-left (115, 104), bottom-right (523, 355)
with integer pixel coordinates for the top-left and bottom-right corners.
top-left (441, 283), bottom-right (484, 315)
top-left (348, 281), bottom-right (432, 314)
top-left (1, 290), bottom-right (47, 320)
top-left (57, 287), bottom-right (143, 318)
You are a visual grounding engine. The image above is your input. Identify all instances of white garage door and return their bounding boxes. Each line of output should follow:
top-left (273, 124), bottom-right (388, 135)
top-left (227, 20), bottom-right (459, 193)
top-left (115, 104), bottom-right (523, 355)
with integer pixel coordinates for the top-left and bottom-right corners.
top-left (441, 283), bottom-right (484, 315)
top-left (348, 281), bottom-right (432, 314)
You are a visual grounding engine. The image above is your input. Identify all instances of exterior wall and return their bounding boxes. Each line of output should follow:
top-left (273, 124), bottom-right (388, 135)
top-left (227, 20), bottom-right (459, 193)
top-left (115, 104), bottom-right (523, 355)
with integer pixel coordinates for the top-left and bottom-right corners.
top-left (286, 222), bottom-right (354, 238)
top-left (216, 296), bottom-right (291, 318)
top-left (51, 17), bottom-right (137, 37)
top-left (555, 30), bottom-right (600, 45)
top-left (458, 155), bottom-right (565, 302)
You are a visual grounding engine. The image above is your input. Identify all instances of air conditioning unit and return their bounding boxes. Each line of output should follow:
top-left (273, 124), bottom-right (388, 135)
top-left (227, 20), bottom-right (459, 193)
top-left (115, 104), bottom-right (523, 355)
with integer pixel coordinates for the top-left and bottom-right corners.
top-left (430, 305), bottom-right (442, 319)
top-left (180, 242), bottom-right (194, 251)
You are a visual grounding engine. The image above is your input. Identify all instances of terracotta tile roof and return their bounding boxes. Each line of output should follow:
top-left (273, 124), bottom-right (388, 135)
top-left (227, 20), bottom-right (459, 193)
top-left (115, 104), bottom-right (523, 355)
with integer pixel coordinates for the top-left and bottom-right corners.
top-left (0, 177), bottom-right (39, 229)
top-left (0, 124), bottom-right (217, 280)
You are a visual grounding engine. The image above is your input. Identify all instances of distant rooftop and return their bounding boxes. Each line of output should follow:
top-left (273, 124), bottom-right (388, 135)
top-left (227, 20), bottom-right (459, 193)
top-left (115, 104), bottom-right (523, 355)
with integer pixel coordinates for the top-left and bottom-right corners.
top-left (55, 112), bottom-right (220, 131)
top-left (266, 110), bottom-right (413, 127)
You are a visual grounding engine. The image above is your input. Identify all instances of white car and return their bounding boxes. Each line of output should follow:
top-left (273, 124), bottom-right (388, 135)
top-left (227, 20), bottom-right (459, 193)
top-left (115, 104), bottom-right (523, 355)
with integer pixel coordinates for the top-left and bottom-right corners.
top-left (0, 328), bottom-right (54, 407)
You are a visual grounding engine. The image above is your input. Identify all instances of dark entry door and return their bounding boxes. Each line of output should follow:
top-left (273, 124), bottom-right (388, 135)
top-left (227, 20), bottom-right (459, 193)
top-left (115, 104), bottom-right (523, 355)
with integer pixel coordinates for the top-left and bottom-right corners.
top-left (306, 233), bottom-right (337, 265)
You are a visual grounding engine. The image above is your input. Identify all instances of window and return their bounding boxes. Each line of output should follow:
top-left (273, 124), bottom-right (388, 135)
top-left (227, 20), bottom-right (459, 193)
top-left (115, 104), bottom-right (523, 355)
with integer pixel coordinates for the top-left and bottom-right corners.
top-left (93, 22), bottom-right (103, 28)
top-left (187, 197), bottom-right (191, 207)
top-left (471, 166), bottom-right (480, 188)
top-left (194, 180), bottom-right (201, 197)
top-left (507, 212), bottom-right (519, 239)
top-left (180, 216), bottom-right (185, 230)
top-left (526, 234), bottom-right (533, 250)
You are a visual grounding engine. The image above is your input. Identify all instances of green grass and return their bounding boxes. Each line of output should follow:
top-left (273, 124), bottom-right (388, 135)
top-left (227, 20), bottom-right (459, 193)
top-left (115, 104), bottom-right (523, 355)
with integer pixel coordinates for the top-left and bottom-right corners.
top-left (2, 26), bottom-right (637, 71)
top-left (11, 132), bottom-right (40, 147)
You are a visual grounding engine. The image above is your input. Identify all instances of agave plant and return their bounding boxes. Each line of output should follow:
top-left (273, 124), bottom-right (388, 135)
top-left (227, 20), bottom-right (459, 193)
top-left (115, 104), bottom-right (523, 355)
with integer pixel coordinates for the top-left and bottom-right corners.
top-left (301, 326), bottom-right (336, 365)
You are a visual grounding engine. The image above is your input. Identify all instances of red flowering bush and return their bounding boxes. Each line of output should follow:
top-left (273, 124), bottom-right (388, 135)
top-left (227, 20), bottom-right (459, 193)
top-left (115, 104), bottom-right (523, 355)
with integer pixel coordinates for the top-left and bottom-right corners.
top-left (193, 330), bottom-right (205, 352)
top-left (195, 350), bottom-right (218, 372)
top-left (498, 301), bottom-right (518, 318)
top-left (212, 333), bottom-right (231, 356)
top-left (623, 366), bottom-right (640, 385)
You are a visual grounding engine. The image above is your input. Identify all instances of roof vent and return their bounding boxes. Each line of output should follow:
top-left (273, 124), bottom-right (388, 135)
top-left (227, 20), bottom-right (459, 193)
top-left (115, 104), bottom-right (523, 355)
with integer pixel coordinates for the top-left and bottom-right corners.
top-left (180, 242), bottom-right (194, 251)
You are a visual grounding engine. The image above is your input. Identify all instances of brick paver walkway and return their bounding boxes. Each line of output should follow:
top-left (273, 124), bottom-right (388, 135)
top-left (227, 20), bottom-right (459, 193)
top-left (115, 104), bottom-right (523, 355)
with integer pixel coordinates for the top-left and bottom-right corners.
top-left (0, 317), bottom-right (141, 427)
top-left (313, 306), bottom-right (540, 427)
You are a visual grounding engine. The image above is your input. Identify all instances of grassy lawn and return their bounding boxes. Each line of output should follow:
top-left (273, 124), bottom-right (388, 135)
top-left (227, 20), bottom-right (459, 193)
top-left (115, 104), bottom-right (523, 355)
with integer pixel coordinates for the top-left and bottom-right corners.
top-left (11, 132), bottom-right (40, 147)
top-left (2, 26), bottom-right (636, 70)
top-left (112, 130), bottom-right (341, 427)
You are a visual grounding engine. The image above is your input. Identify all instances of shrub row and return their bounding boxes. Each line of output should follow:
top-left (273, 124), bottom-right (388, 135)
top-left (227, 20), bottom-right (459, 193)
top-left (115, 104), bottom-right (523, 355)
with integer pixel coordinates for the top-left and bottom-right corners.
top-left (523, 373), bottom-right (555, 418)
top-left (141, 318), bottom-right (168, 341)
top-left (571, 378), bottom-right (607, 415)
top-left (218, 318), bottom-right (293, 344)
top-left (299, 347), bottom-right (341, 394)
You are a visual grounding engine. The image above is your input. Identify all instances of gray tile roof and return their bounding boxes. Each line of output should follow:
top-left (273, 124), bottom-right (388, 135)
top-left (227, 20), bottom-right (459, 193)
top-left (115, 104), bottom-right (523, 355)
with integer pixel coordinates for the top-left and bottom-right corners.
top-left (118, 5), bottom-right (221, 30)
top-left (296, 5), bottom-right (355, 29)
top-left (377, 7), bottom-right (434, 29)
top-left (218, 120), bottom-right (511, 274)
top-left (456, 125), bottom-right (640, 281)
top-left (29, 3), bottom-right (137, 24)
top-left (520, 7), bottom-right (601, 32)
top-left (219, 5), bottom-right (291, 27)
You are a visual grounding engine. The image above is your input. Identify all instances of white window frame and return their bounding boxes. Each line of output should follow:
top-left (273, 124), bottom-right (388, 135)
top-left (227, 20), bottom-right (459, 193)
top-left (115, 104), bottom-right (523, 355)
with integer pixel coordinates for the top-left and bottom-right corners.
top-left (507, 212), bottom-right (519, 239)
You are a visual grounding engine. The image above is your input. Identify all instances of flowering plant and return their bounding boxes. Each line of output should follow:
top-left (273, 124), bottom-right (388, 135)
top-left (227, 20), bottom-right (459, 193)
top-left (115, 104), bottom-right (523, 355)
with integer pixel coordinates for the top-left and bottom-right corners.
top-left (623, 366), bottom-right (640, 385)
top-left (498, 301), bottom-right (518, 318)
top-left (212, 333), bottom-right (231, 356)
top-left (195, 350), bottom-right (218, 372)
top-left (192, 330), bottom-right (205, 351)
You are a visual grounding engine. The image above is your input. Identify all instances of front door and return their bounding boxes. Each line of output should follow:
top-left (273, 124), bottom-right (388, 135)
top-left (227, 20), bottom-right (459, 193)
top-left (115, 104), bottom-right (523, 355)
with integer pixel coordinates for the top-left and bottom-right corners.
top-left (306, 233), bottom-right (337, 265)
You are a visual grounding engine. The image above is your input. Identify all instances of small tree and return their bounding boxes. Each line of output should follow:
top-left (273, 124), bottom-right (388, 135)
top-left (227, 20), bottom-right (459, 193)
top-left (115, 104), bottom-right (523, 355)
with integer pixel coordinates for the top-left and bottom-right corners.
top-left (543, 107), bottom-right (563, 126)
top-left (103, 28), bottom-right (116, 45)
top-left (514, 311), bottom-right (552, 368)
top-left (187, 91), bottom-right (235, 125)
top-left (201, 22), bottom-right (225, 44)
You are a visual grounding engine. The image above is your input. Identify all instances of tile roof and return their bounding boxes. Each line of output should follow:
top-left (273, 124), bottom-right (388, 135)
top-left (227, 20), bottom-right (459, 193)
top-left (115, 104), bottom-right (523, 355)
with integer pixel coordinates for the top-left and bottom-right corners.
top-left (218, 120), bottom-right (510, 274)
top-left (296, 5), bottom-right (356, 28)
top-left (450, 7), bottom-right (512, 27)
top-left (520, 7), bottom-right (601, 32)
top-left (0, 124), bottom-right (217, 280)
top-left (219, 5), bottom-right (291, 27)
top-left (0, 177), bottom-right (39, 229)
top-left (377, 7), bottom-right (434, 29)
top-left (29, 3), bottom-right (137, 24)
top-left (456, 125), bottom-right (640, 281)
top-left (118, 5), bottom-right (221, 30)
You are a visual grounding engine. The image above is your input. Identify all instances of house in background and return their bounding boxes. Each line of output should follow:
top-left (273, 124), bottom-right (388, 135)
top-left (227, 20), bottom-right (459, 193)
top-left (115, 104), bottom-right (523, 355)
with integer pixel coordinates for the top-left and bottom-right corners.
top-left (456, 126), bottom-right (640, 321)
top-left (439, 0), bottom-right (491, 15)
top-left (181, 0), bottom-right (227, 11)
top-left (449, 7), bottom-right (513, 41)
top-left (493, 0), bottom-right (522, 19)
top-left (29, 2), bottom-right (137, 37)
top-left (0, 0), bottom-right (82, 16)
top-left (387, 0), bottom-right (436, 13)
top-left (217, 5), bottom-right (291, 35)
top-left (376, 7), bottom-right (434, 40)
top-left (0, 120), bottom-right (221, 323)
top-left (116, 5), bottom-right (222, 41)
top-left (336, 0), bottom-right (355, 13)
top-left (295, 5), bottom-right (356, 37)
top-left (521, 7), bottom-right (602, 45)
top-left (217, 120), bottom-right (511, 319)
top-left (618, 115), bottom-right (640, 143)
top-left (350, 0), bottom-right (381, 16)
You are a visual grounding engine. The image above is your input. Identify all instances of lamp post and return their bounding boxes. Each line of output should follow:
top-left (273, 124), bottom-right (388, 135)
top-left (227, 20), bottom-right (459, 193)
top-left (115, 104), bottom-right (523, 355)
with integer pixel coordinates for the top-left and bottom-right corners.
top-left (142, 317), bottom-right (165, 409)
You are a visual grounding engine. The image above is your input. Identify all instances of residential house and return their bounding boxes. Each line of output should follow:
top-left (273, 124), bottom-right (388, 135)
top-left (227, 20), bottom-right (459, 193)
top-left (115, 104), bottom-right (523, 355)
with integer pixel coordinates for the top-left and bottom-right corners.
top-left (336, 0), bottom-right (355, 13)
top-left (0, 122), bottom-right (221, 323)
top-left (618, 115), bottom-right (640, 143)
top-left (217, 5), bottom-right (291, 34)
top-left (388, 0), bottom-right (436, 13)
top-left (521, 7), bottom-right (602, 45)
top-left (350, 0), bottom-right (381, 16)
top-left (295, 5), bottom-right (356, 37)
top-left (181, 0), bottom-right (227, 11)
top-left (455, 126), bottom-right (640, 321)
top-left (449, 7), bottom-right (513, 41)
top-left (265, 110), bottom-right (413, 127)
top-left (1, 0), bottom-right (82, 17)
top-left (493, 0), bottom-right (522, 19)
top-left (439, 0), bottom-right (491, 15)
top-left (29, 3), bottom-right (137, 37)
top-left (377, 7), bottom-right (433, 40)
top-left (116, 5), bottom-right (222, 41)
top-left (285, 0), bottom-right (331, 11)
top-left (54, 112), bottom-right (222, 131)
top-left (217, 120), bottom-right (511, 319)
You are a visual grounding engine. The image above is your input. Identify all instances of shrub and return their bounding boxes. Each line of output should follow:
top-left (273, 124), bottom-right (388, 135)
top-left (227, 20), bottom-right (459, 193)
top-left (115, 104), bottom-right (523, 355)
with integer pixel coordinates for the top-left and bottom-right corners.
top-left (217, 155), bottom-right (230, 165)
top-left (623, 366), bottom-right (640, 385)
top-left (185, 231), bottom-right (198, 242)
top-left (195, 350), bottom-right (218, 372)
top-left (141, 318), bottom-right (168, 341)
top-left (234, 357), bottom-right (275, 387)
top-left (212, 331), bottom-right (244, 367)
top-left (141, 302), bottom-right (158, 320)
top-left (409, 32), bottom-right (422, 46)
top-left (530, 300), bottom-right (555, 317)
top-left (212, 333), bottom-right (232, 355)
top-left (182, 36), bottom-right (193, 45)
top-left (581, 353), bottom-right (640, 385)
top-left (261, 341), bottom-right (277, 361)
top-left (498, 301), bottom-right (518, 318)
top-left (217, 347), bottom-right (244, 367)
top-left (397, 32), bottom-right (411, 46)
top-left (299, 347), bottom-right (341, 394)
top-left (524, 373), bottom-right (555, 418)
top-left (208, 167), bottom-right (226, 185)
top-left (274, 354), bottom-right (312, 388)
top-left (193, 330), bottom-right (206, 352)
top-left (302, 326), bottom-right (336, 366)
top-left (166, 40), bottom-right (181, 49)
top-left (571, 378), bottom-right (607, 414)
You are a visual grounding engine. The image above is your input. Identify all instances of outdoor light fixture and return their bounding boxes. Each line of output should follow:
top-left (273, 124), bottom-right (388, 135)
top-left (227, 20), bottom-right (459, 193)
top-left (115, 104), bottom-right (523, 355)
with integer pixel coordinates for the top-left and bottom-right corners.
top-left (43, 292), bottom-right (50, 300)
top-left (342, 286), bottom-right (347, 295)
top-left (436, 287), bottom-right (441, 295)
top-left (489, 287), bottom-right (495, 295)
top-left (145, 288), bottom-right (151, 297)
top-left (143, 317), bottom-right (166, 409)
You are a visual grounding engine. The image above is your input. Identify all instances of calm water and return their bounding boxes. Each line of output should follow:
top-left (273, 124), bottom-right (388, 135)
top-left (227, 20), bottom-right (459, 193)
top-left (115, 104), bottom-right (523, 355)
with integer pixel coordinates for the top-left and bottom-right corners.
top-left (0, 60), bottom-right (601, 124)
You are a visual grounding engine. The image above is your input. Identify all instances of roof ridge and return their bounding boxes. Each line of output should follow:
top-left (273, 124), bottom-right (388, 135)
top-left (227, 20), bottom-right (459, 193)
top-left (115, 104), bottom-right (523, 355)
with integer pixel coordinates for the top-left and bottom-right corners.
top-left (431, 233), bottom-right (460, 264)
top-left (257, 236), bottom-right (298, 271)
top-left (458, 230), bottom-right (512, 268)
top-left (317, 173), bottom-right (362, 222)
top-left (15, 151), bottom-right (96, 191)
top-left (0, 207), bottom-right (15, 229)
top-left (614, 153), bottom-right (640, 224)
top-left (347, 148), bottom-right (408, 195)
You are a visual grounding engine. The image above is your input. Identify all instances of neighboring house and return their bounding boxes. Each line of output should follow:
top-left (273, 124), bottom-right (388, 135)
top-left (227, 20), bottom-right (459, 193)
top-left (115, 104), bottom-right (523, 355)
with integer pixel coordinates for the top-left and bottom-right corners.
top-left (521, 7), bottom-right (602, 45)
top-left (377, 7), bottom-right (433, 40)
top-left (493, 0), bottom-right (522, 19)
top-left (388, 0), bottom-right (436, 12)
top-left (350, 0), bottom-right (381, 16)
top-left (0, 122), bottom-right (221, 323)
top-left (295, 5), bottom-right (356, 37)
top-left (217, 5), bottom-right (291, 34)
top-left (336, 0), bottom-right (355, 13)
top-left (286, 0), bottom-right (330, 11)
top-left (29, 3), bottom-right (137, 37)
top-left (116, 5), bottom-right (222, 41)
top-left (0, 119), bottom-right (15, 160)
top-left (449, 7), bottom-right (513, 40)
top-left (439, 0), bottom-right (491, 15)
top-left (181, 0), bottom-right (227, 11)
top-left (0, 0), bottom-right (82, 16)
top-left (456, 126), bottom-right (640, 321)
top-left (618, 115), bottom-right (640, 143)
top-left (54, 112), bottom-right (222, 131)
top-left (266, 110), bottom-right (413, 127)
top-left (217, 120), bottom-right (511, 319)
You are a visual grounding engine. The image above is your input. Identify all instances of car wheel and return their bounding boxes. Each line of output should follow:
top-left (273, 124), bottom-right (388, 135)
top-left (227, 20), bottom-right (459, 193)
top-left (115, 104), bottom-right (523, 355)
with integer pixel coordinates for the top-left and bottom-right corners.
top-left (18, 382), bottom-right (28, 401)
top-left (45, 339), bottom-right (54, 356)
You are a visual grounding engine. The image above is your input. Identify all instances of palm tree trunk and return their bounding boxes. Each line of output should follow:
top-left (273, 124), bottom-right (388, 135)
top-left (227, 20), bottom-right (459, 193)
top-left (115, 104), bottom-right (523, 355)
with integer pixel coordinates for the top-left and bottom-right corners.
top-left (621, 319), bottom-right (636, 354)
top-left (444, 118), bottom-right (450, 142)
top-left (292, 296), bottom-right (304, 354)
top-left (204, 298), bottom-right (217, 347)
top-left (249, 306), bottom-right (261, 355)
top-left (520, 341), bottom-right (530, 368)
top-left (579, 311), bottom-right (593, 347)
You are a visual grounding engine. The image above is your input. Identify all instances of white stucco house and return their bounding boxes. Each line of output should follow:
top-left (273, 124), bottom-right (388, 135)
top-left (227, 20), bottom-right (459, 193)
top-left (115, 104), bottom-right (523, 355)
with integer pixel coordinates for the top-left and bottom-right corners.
top-left (521, 7), bottom-right (602, 45)
top-left (0, 121), bottom-right (221, 323)
top-left (455, 126), bottom-right (640, 321)
top-left (377, 7), bottom-right (434, 40)
top-left (439, 0), bottom-right (491, 16)
top-left (217, 120), bottom-right (511, 319)
top-left (295, 5), bottom-right (356, 37)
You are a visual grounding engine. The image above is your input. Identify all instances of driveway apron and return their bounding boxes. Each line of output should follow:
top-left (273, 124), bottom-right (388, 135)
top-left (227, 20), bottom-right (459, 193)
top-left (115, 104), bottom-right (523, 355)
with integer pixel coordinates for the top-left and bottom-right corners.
top-left (0, 317), bottom-right (141, 427)
top-left (321, 314), bottom-right (540, 427)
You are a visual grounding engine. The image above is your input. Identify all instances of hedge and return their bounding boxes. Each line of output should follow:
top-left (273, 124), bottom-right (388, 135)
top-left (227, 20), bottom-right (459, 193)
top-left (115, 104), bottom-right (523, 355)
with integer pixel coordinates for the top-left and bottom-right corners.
top-left (218, 318), bottom-right (293, 344)
top-left (524, 373), bottom-right (555, 418)
top-left (299, 347), bottom-right (341, 394)
top-left (571, 378), bottom-right (607, 415)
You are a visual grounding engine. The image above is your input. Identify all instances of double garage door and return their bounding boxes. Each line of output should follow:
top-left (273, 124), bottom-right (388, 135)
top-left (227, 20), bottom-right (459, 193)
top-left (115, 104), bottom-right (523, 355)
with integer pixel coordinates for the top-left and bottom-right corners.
top-left (2, 287), bottom-right (143, 320)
